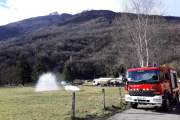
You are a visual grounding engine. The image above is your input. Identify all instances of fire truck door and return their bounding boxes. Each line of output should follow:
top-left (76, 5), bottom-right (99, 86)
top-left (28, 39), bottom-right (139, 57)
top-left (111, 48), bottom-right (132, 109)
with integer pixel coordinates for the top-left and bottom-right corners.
top-left (170, 72), bottom-right (178, 88)
top-left (170, 72), bottom-right (175, 88)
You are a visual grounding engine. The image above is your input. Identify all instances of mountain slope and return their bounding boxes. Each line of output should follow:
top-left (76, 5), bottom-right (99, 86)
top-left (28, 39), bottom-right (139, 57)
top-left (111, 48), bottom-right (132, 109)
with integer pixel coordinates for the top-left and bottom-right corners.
top-left (0, 13), bottom-right (72, 40)
top-left (57, 10), bottom-right (116, 26)
top-left (0, 10), bottom-right (180, 84)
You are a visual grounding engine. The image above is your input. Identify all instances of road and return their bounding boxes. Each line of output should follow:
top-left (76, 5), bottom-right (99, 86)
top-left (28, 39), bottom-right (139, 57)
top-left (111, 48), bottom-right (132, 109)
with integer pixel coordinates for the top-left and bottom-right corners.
top-left (107, 100), bottom-right (180, 120)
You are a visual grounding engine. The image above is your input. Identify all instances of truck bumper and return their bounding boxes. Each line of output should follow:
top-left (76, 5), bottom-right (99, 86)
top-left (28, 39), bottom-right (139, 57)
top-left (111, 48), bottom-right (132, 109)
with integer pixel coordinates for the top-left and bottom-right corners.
top-left (125, 94), bottom-right (163, 104)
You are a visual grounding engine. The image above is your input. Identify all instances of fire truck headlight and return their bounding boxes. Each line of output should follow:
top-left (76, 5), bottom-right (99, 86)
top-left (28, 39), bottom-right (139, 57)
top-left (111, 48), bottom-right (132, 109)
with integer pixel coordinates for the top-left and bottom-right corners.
top-left (125, 96), bottom-right (132, 100)
top-left (153, 98), bottom-right (161, 102)
top-left (125, 91), bottom-right (129, 94)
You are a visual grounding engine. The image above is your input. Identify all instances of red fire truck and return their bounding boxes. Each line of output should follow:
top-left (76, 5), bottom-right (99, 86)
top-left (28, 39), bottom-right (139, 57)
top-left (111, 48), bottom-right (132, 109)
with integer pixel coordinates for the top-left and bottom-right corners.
top-left (124, 64), bottom-right (180, 110)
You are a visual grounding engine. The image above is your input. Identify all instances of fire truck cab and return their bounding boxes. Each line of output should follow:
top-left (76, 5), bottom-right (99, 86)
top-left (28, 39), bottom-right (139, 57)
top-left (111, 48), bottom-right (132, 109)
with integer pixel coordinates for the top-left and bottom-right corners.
top-left (124, 65), bottom-right (180, 110)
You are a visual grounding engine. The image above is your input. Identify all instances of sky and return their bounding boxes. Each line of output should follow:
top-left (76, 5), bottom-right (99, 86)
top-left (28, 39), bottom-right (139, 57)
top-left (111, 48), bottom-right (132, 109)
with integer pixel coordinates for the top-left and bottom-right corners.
top-left (0, 0), bottom-right (180, 26)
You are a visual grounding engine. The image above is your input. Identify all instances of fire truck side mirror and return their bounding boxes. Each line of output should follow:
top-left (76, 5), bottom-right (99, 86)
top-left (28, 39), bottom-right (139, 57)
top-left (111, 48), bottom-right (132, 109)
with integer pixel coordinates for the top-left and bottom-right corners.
top-left (123, 78), bottom-right (127, 82)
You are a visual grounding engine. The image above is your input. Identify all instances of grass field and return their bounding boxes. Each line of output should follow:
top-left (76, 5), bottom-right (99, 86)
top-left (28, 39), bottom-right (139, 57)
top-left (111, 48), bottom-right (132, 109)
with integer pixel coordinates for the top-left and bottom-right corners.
top-left (0, 86), bottom-right (129, 120)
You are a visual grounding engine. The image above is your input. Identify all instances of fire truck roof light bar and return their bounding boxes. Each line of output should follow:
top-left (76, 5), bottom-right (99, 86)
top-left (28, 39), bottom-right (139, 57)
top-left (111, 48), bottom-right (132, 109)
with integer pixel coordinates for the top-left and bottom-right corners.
top-left (132, 64), bottom-right (156, 69)
top-left (153, 64), bottom-right (156, 67)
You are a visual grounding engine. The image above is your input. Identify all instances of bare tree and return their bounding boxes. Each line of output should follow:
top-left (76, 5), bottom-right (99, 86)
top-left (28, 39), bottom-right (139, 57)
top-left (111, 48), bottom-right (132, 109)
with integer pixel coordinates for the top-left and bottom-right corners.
top-left (113, 0), bottom-right (172, 67)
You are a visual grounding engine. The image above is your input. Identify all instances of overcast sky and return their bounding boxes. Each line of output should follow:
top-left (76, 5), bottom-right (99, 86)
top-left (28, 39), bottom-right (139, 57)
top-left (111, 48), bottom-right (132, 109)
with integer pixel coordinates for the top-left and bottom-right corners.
top-left (0, 0), bottom-right (180, 26)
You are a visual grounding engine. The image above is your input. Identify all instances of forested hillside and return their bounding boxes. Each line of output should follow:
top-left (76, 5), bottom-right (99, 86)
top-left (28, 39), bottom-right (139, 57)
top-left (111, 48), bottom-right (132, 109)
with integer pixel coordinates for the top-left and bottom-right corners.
top-left (0, 13), bottom-right (72, 40)
top-left (0, 10), bottom-right (180, 85)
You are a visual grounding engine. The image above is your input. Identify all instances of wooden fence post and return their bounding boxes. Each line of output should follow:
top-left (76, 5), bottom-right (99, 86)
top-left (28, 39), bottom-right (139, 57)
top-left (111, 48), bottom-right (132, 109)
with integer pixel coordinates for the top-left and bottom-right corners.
top-left (102, 89), bottom-right (105, 109)
top-left (119, 88), bottom-right (122, 103)
top-left (71, 92), bottom-right (75, 119)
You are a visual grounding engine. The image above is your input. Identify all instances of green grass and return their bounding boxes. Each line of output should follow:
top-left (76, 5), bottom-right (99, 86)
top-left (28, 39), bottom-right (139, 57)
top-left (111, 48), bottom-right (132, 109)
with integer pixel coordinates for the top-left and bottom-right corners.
top-left (0, 86), bottom-right (129, 120)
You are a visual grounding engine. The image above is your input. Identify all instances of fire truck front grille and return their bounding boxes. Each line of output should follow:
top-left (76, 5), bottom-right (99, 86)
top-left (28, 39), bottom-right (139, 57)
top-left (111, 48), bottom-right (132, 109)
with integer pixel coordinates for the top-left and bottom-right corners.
top-left (129, 91), bottom-right (155, 96)
top-left (134, 99), bottom-right (150, 102)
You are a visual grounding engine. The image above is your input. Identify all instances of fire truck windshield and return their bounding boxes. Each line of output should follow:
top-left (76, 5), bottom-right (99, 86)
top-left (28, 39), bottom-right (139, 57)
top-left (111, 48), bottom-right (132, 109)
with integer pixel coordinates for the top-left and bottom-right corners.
top-left (127, 70), bottom-right (159, 84)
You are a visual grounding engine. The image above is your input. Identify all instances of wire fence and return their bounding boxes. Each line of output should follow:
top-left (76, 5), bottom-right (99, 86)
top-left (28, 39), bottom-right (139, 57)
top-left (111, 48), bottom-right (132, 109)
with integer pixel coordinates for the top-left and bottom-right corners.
top-left (71, 87), bottom-right (127, 119)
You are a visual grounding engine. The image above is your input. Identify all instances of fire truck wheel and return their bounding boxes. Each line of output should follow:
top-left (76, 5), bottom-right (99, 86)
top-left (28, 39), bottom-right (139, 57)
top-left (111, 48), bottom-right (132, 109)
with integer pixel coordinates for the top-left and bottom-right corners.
top-left (173, 93), bottom-right (179, 104)
top-left (130, 103), bottom-right (138, 109)
top-left (162, 97), bottom-right (170, 111)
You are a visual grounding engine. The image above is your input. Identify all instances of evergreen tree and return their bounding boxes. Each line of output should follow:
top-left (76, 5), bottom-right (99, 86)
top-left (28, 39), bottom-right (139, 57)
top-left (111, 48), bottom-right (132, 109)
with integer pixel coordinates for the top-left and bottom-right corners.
top-left (111, 66), bottom-right (120, 78)
top-left (31, 56), bottom-right (47, 82)
top-left (15, 55), bottom-right (32, 86)
top-left (119, 64), bottom-right (126, 75)
top-left (61, 66), bottom-right (74, 83)
top-left (111, 64), bottom-right (126, 78)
